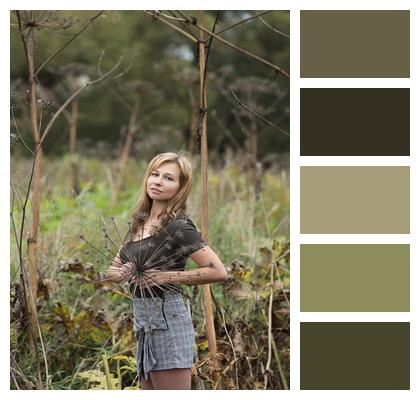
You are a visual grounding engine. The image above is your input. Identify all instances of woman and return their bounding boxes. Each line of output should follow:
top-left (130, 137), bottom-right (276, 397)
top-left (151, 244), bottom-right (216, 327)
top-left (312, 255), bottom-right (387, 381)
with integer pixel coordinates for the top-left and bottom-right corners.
top-left (105, 152), bottom-right (228, 390)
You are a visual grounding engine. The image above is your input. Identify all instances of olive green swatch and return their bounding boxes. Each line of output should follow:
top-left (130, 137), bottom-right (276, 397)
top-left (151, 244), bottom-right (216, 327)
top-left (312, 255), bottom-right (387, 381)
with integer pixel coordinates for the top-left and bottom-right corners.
top-left (300, 167), bottom-right (410, 234)
top-left (300, 244), bottom-right (410, 312)
top-left (300, 322), bottom-right (410, 389)
top-left (300, 10), bottom-right (410, 77)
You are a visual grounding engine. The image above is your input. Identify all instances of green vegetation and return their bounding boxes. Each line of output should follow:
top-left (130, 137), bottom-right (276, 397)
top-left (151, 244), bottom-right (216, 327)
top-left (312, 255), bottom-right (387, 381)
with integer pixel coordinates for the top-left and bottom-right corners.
top-left (10, 155), bottom-right (289, 389)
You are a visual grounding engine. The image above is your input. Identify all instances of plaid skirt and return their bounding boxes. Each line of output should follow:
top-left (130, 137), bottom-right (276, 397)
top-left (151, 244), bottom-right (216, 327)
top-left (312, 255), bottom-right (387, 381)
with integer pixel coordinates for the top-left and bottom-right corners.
top-left (133, 293), bottom-right (195, 382)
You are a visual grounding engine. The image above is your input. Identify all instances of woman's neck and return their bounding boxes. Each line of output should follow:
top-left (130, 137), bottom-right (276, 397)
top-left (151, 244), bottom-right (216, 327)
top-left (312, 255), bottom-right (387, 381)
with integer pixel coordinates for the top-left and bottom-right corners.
top-left (148, 200), bottom-right (168, 221)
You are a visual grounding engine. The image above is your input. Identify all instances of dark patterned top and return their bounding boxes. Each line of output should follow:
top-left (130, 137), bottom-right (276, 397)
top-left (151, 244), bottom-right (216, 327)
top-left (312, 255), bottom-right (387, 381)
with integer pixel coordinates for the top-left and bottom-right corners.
top-left (119, 215), bottom-right (207, 298)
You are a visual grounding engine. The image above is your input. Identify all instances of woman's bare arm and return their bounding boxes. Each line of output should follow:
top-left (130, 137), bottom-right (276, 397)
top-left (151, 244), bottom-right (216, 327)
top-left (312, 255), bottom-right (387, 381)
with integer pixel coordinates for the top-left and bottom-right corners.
top-left (141, 245), bottom-right (228, 286)
top-left (186, 245), bottom-right (228, 283)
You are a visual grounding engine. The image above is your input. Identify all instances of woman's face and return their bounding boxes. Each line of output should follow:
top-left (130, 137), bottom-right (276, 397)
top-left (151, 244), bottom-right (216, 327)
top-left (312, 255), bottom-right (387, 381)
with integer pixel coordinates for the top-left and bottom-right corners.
top-left (146, 161), bottom-right (181, 202)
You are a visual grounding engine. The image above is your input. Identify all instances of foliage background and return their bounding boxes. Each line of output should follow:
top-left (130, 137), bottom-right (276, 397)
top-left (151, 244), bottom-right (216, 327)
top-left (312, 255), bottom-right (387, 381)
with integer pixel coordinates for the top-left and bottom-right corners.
top-left (10, 10), bottom-right (289, 159)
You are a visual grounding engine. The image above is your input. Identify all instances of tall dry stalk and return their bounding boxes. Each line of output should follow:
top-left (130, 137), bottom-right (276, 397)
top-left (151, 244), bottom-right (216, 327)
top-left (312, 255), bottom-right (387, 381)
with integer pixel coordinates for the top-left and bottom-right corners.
top-left (112, 97), bottom-right (140, 206)
top-left (187, 86), bottom-right (197, 155)
top-left (69, 98), bottom-right (79, 194)
top-left (177, 67), bottom-right (199, 155)
top-left (26, 24), bottom-right (42, 349)
top-left (198, 9), bottom-right (218, 364)
top-left (249, 113), bottom-right (258, 192)
top-left (14, 11), bottom-right (119, 358)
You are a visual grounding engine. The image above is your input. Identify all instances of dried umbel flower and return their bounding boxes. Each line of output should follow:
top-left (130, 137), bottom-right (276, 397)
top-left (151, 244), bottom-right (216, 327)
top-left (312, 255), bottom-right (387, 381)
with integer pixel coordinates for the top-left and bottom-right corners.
top-left (79, 216), bottom-right (206, 300)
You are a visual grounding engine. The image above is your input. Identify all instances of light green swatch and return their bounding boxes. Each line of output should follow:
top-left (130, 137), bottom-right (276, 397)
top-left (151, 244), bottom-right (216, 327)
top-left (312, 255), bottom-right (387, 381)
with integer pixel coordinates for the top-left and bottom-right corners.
top-left (300, 244), bottom-right (410, 312)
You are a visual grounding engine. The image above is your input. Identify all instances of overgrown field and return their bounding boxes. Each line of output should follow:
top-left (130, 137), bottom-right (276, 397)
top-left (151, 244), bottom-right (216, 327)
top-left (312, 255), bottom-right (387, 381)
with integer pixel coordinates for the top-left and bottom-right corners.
top-left (10, 155), bottom-right (290, 390)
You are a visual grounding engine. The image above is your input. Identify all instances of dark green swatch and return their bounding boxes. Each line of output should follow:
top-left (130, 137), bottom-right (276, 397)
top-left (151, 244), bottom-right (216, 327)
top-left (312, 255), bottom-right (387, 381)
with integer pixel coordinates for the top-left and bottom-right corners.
top-left (300, 322), bottom-right (410, 389)
top-left (300, 89), bottom-right (410, 156)
top-left (301, 166), bottom-right (410, 234)
top-left (300, 244), bottom-right (410, 312)
top-left (301, 10), bottom-right (410, 77)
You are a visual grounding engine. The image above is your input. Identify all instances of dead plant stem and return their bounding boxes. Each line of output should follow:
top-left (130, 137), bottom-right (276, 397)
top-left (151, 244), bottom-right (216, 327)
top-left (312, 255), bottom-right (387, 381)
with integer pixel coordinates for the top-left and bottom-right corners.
top-left (35, 11), bottom-right (104, 75)
top-left (216, 10), bottom-right (273, 35)
top-left (230, 87), bottom-right (290, 136)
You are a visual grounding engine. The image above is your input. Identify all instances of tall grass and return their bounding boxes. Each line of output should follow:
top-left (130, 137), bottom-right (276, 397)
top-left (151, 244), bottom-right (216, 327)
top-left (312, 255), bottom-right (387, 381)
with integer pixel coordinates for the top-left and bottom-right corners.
top-left (10, 154), bottom-right (289, 389)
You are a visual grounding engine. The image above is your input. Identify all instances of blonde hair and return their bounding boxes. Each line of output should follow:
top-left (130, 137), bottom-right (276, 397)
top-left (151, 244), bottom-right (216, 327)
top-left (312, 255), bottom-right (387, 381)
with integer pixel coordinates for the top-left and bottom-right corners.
top-left (128, 152), bottom-right (193, 240)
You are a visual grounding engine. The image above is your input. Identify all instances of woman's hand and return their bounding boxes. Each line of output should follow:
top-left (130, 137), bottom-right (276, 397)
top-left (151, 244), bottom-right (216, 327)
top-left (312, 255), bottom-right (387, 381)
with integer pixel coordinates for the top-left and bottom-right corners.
top-left (105, 261), bottom-right (136, 283)
top-left (130, 269), bottom-right (174, 289)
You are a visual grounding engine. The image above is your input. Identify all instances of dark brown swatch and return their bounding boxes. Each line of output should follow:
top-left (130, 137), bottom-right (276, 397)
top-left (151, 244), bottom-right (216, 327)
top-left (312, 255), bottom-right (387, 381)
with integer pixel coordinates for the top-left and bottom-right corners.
top-left (300, 10), bottom-right (410, 77)
top-left (300, 88), bottom-right (410, 156)
top-left (300, 322), bottom-right (410, 389)
top-left (300, 244), bottom-right (410, 312)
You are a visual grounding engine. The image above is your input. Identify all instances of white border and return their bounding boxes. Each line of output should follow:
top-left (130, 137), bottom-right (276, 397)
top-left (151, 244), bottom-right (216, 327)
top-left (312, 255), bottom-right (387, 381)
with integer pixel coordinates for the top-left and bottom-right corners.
top-left (300, 157), bottom-right (411, 166)
top-left (300, 79), bottom-right (411, 88)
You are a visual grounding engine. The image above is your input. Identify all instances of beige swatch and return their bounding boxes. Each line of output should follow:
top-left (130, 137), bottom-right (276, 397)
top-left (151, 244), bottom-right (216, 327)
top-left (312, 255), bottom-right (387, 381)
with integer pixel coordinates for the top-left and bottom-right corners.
top-left (301, 166), bottom-right (410, 233)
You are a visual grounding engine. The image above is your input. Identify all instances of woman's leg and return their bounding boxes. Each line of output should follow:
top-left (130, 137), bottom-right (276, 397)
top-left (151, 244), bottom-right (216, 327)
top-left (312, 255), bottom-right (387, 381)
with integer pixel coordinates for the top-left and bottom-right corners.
top-left (140, 375), bottom-right (154, 390)
top-left (149, 368), bottom-right (192, 390)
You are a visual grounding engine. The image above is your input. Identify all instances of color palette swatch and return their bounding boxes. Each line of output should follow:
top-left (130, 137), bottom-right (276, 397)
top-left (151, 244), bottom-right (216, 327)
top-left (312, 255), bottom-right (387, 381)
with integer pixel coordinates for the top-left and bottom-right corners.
top-left (300, 166), bottom-right (410, 234)
top-left (300, 322), bottom-right (410, 389)
top-left (300, 88), bottom-right (410, 156)
top-left (300, 244), bottom-right (410, 312)
top-left (300, 10), bottom-right (410, 78)
top-left (299, 9), bottom-right (410, 390)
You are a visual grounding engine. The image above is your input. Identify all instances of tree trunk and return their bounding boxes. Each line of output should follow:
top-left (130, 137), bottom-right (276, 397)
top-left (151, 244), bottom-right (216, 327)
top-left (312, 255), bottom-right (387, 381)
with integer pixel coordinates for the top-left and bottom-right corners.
top-left (27, 27), bottom-right (41, 350)
top-left (198, 10), bottom-right (218, 368)
top-left (69, 98), bottom-right (79, 195)
top-left (112, 97), bottom-right (140, 206)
